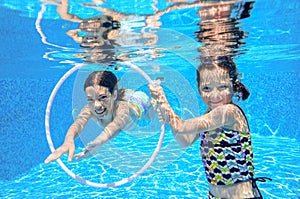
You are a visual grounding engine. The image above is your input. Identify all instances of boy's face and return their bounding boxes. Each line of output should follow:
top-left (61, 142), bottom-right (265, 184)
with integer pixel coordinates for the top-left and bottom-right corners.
top-left (85, 85), bottom-right (117, 118)
top-left (198, 67), bottom-right (233, 110)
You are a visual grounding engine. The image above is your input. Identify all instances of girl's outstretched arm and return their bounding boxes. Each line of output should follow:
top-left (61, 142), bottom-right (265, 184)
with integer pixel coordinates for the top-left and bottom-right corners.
top-left (149, 83), bottom-right (238, 144)
top-left (149, 83), bottom-right (199, 147)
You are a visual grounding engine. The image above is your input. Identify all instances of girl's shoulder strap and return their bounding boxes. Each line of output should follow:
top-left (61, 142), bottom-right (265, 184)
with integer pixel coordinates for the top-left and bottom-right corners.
top-left (231, 103), bottom-right (250, 131)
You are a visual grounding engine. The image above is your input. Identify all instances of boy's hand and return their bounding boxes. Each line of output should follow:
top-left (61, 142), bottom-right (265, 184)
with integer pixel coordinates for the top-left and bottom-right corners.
top-left (44, 142), bottom-right (75, 164)
top-left (75, 141), bottom-right (101, 161)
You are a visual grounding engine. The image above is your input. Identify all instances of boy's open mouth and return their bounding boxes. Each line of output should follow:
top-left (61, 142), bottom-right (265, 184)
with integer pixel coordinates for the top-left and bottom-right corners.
top-left (95, 108), bottom-right (106, 115)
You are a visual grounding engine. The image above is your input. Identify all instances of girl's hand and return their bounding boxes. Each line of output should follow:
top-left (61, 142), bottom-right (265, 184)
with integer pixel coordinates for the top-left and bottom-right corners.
top-left (44, 141), bottom-right (75, 164)
top-left (149, 82), bottom-right (169, 122)
top-left (148, 82), bottom-right (167, 104)
top-left (157, 107), bottom-right (168, 123)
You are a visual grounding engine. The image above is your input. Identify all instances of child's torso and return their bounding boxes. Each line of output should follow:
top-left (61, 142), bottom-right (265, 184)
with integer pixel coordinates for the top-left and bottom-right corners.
top-left (93, 89), bottom-right (150, 130)
top-left (200, 127), bottom-right (254, 186)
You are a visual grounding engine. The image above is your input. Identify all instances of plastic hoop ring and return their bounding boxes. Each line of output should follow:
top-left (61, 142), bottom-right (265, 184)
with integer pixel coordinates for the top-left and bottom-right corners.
top-left (45, 62), bottom-right (165, 188)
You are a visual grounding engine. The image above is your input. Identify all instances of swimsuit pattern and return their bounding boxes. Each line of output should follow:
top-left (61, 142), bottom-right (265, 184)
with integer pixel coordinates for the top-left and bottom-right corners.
top-left (123, 90), bottom-right (151, 130)
top-left (200, 128), bottom-right (254, 186)
top-left (125, 90), bottom-right (150, 119)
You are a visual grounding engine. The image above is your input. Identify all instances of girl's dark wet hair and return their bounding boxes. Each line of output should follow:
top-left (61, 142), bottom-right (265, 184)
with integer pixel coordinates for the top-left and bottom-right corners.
top-left (196, 56), bottom-right (250, 100)
top-left (84, 71), bottom-right (125, 99)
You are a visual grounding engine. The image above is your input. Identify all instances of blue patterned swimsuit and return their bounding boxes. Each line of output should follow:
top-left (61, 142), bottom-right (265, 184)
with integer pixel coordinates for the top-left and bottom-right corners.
top-left (200, 128), bottom-right (254, 186)
top-left (200, 106), bottom-right (272, 199)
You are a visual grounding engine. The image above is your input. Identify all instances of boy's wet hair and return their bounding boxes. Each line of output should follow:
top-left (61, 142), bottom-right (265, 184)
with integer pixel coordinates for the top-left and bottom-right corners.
top-left (84, 71), bottom-right (126, 100)
top-left (84, 70), bottom-right (117, 93)
top-left (196, 56), bottom-right (250, 100)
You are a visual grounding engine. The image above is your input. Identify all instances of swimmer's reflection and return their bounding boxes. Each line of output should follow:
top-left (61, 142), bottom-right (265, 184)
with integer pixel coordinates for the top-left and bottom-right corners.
top-left (195, 1), bottom-right (254, 60)
top-left (70, 15), bottom-right (120, 48)
top-left (67, 15), bottom-right (122, 64)
top-left (43, 0), bottom-right (162, 64)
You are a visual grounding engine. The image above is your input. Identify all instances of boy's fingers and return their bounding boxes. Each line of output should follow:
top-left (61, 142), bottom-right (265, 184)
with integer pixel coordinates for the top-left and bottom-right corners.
top-left (44, 156), bottom-right (52, 164)
top-left (68, 146), bottom-right (75, 162)
top-left (74, 152), bottom-right (83, 160)
top-left (44, 151), bottom-right (60, 164)
top-left (75, 151), bottom-right (91, 161)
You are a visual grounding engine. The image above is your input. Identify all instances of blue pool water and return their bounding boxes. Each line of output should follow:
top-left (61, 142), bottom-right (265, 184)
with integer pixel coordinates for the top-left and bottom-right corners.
top-left (0, 0), bottom-right (299, 198)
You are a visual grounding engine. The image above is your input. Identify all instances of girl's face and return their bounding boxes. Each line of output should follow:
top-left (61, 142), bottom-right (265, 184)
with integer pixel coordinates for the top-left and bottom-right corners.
top-left (198, 67), bottom-right (233, 110)
top-left (85, 85), bottom-right (117, 118)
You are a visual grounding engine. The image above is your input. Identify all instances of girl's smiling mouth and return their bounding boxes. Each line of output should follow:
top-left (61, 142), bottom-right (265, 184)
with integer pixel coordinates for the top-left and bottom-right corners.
top-left (210, 100), bottom-right (222, 105)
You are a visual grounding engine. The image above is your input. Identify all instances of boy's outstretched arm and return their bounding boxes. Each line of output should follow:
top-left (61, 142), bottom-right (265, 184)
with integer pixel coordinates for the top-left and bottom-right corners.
top-left (75, 102), bottom-right (131, 160)
top-left (44, 105), bottom-right (91, 164)
top-left (44, 124), bottom-right (78, 164)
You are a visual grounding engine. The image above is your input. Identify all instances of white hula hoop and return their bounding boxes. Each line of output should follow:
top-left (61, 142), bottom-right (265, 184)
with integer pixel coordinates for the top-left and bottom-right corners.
top-left (45, 62), bottom-right (165, 188)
